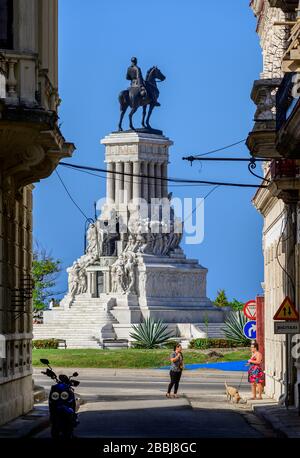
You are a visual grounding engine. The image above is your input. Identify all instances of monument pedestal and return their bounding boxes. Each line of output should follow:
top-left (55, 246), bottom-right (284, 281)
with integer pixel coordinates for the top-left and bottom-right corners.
top-left (109, 293), bottom-right (142, 323)
top-left (33, 131), bottom-right (226, 348)
top-left (134, 254), bottom-right (223, 323)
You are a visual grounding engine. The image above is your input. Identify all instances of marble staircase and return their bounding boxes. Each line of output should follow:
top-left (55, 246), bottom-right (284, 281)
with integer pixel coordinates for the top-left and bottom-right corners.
top-left (33, 297), bottom-right (118, 349)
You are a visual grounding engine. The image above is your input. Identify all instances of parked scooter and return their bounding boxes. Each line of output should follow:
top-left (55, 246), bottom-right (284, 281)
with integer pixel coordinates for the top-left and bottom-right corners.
top-left (40, 358), bottom-right (80, 438)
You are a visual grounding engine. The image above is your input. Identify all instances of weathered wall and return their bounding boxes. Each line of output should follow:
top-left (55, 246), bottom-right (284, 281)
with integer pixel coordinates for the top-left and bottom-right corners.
top-left (250, 0), bottom-right (297, 401)
top-left (0, 180), bottom-right (34, 424)
top-left (0, 0), bottom-right (62, 426)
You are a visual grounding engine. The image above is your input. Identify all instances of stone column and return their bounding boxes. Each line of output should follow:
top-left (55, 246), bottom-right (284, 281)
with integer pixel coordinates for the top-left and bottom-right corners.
top-left (155, 163), bottom-right (162, 199)
top-left (148, 161), bottom-right (155, 201)
top-left (115, 161), bottom-right (124, 204)
top-left (91, 272), bottom-right (97, 298)
top-left (162, 161), bottom-right (168, 198)
top-left (142, 161), bottom-right (149, 202)
top-left (104, 270), bottom-right (111, 293)
top-left (133, 161), bottom-right (141, 200)
top-left (106, 162), bottom-right (115, 202)
top-left (124, 161), bottom-right (132, 204)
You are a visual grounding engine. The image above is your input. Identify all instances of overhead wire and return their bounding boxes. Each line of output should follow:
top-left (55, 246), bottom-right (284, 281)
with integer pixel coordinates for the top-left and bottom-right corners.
top-left (59, 161), bottom-right (268, 189)
top-left (193, 139), bottom-right (247, 157)
top-left (55, 169), bottom-right (92, 221)
top-left (61, 162), bottom-right (213, 187)
top-left (275, 207), bottom-right (296, 299)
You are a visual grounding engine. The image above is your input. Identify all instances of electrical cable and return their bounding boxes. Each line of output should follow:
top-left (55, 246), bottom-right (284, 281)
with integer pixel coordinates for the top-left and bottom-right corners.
top-left (275, 207), bottom-right (296, 299)
top-left (55, 169), bottom-right (92, 221)
top-left (61, 162), bottom-right (213, 187)
top-left (193, 139), bottom-right (247, 157)
top-left (59, 162), bottom-right (268, 189)
top-left (186, 185), bottom-right (220, 218)
top-left (118, 184), bottom-right (221, 247)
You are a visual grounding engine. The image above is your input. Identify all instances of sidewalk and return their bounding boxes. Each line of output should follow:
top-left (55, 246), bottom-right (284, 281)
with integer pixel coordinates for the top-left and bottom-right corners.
top-left (248, 400), bottom-right (300, 438)
top-left (0, 405), bottom-right (49, 439)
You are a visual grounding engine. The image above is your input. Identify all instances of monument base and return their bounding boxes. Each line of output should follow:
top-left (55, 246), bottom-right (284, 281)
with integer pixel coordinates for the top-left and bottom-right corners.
top-left (33, 131), bottom-right (227, 348)
top-left (112, 127), bottom-right (163, 136)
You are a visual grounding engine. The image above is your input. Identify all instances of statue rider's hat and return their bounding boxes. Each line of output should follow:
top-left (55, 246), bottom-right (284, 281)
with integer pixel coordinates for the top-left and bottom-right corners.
top-left (131, 57), bottom-right (137, 65)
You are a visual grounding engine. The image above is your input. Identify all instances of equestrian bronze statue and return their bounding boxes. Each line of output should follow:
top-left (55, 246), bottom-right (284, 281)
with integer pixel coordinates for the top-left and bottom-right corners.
top-left (118, 57), bottom-right (166, 132)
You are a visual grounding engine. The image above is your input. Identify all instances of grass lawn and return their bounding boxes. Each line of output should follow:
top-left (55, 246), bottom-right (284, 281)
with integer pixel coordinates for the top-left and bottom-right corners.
top-left (32, 348), bottom-right (250, 369)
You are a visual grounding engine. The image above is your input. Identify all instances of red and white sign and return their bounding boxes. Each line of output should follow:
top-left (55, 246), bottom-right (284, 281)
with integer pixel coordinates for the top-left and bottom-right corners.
top-left (273, 296), bottom-right (299, 321)
top-left (243, 300), bottom-right (257, 320)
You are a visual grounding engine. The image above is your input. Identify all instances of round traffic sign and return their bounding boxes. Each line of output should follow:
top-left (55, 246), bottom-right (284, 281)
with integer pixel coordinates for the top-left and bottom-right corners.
top-left (243, 320), bottom-right (257, 340)
top-left (243, 300), bottom-right (256, 320)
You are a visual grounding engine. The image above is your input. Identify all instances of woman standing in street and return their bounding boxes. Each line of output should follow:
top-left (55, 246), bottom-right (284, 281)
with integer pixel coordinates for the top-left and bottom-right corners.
top-left (248, 341), bottom-right (264, 400)
top-left (166, 344), bottom-right (184, 398)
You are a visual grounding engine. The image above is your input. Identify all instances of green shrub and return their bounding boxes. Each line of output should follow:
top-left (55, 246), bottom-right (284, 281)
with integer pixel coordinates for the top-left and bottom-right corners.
top-left (189, 338), bottom-right (247, 349)
top-left (162, 339), bottom-right (181, 349)
top-left (33, 339), bottom-right (60, 349)
top-left (130, 317), bottom-right (175, 349)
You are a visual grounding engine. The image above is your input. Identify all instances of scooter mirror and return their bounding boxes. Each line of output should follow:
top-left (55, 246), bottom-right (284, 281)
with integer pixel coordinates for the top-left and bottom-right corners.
top-left (72, 380), bottom-right (80, 387)
top-left (40, 359), bottom-right (50, 365)
top-left (72, 372), bottom-right (78, 377)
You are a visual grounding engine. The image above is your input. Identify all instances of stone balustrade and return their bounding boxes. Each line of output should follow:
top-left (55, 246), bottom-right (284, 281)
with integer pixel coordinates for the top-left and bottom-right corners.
top-left (0, 51), bottom-right (59, 112)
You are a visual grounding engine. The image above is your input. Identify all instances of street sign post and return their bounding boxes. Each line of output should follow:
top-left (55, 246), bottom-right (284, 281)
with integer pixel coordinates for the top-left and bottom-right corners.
top-left (243, 300), bottom-right (256, 320)
top-left (243, 320), bottom-right (257, 340)
top-left (274, 321), bottom-right (300, 334)
top-left (273, 296), bottom-right (299, 321)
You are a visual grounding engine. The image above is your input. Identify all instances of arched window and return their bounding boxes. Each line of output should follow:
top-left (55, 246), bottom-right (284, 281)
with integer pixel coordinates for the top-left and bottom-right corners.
top-left (0, 0), bottom-right (13, 49)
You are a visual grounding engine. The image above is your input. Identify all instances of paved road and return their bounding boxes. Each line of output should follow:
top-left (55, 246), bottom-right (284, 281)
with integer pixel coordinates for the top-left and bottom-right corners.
top-left (33, 368), bottom-right (274, 438)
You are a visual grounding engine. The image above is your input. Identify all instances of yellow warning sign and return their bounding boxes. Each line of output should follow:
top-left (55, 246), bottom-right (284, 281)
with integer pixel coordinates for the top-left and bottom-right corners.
top-left (273, 296), bottom-right (299, 321)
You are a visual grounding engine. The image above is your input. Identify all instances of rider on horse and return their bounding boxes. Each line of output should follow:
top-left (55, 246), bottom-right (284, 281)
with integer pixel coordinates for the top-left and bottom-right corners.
top-left (126, 57), bottom-right (160, 107)
top-left (126, 57), bottom-right (147, 99)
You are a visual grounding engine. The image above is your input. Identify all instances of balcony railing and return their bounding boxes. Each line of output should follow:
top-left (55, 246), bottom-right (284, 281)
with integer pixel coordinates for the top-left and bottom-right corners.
top-left (276, 73), bottom-right (298, 130)
top-left (0, 51), bottom-right (59, 112)
top-left (269, 0), bottom-right (298, 11)
top-left (270, 159), bottom-right (300, 179)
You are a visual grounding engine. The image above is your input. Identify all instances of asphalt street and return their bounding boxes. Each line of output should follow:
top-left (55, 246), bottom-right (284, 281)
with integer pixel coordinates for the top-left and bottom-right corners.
top-left (33, 368), bottom-right (275, 438)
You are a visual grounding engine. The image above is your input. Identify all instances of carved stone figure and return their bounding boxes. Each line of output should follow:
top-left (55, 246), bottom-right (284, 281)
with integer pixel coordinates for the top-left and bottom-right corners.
top-left (86, 223), bottom-right (98, 254)
top-left (110, 252), bottom-right (137, 295)
top-left (122, 215), bottom-right (182, 257)
top-left (124, 253), bottom-right (137, 294)
top-left (68, 261), bottom-right (81, 297)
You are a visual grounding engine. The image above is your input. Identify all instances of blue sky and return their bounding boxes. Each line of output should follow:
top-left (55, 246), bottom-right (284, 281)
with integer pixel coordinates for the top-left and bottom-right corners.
top-left (33, 0), bottom-right (264, 303)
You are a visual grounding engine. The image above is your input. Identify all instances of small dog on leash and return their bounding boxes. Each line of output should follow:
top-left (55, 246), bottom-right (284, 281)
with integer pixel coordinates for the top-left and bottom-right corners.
top-left (225, 381), bottom-right (241, 403)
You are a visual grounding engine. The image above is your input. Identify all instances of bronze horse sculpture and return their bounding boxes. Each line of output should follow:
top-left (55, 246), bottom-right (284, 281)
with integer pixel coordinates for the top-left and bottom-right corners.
top-left (118, 66), bottom-right (166, 131)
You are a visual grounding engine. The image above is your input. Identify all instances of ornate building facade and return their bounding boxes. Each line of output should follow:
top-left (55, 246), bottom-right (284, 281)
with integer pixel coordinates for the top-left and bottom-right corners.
top-left (248, 0), bottom-right (300, 405)
top-left (0, 0), bottom-right (74, 425)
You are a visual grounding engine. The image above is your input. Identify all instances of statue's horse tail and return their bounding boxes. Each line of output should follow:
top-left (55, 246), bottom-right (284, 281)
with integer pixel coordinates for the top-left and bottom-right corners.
top-left (119, 90), bottom-right (130, 111)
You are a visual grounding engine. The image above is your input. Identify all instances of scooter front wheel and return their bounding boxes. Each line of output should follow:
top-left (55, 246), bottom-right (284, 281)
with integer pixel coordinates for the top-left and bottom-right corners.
top-left (50, 424), bottom-right (60, 439)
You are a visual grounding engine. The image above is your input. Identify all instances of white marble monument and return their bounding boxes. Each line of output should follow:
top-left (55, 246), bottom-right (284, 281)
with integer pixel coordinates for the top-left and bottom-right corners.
top-left (33, 131), bottom-right (225, 348)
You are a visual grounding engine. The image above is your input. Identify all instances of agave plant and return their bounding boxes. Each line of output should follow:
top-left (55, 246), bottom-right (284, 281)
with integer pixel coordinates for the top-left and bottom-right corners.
top-left (221, 311), bottom-right (249, 346)
top-left (130, 317), bottom-right (175, 349)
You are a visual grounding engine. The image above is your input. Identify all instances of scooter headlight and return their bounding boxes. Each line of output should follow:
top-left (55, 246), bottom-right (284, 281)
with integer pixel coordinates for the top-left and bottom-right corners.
top-left (51, 391), bottom-right (59, 401)
top-left (61, 391), bottom-right (69, 400)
